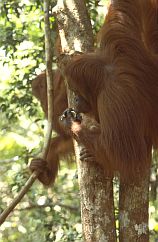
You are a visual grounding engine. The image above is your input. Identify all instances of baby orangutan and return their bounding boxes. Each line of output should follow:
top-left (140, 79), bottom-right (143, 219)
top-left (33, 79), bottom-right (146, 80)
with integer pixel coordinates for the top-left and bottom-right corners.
top-left (29, 70), bottom-right (74, 186)
top-left (30, 71), bottom-right (94, 185)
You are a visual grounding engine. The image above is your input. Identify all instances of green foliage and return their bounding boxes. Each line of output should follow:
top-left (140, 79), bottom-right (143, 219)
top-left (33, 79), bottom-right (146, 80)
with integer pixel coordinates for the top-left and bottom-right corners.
top-left (0, 0), bottom-right (57, 122)
top-left (86, 0), bottom-right (107, 34)
top-left (0, 162), bottom-right (81, 242)
top-left (0, 1), bottom-right (82, 240)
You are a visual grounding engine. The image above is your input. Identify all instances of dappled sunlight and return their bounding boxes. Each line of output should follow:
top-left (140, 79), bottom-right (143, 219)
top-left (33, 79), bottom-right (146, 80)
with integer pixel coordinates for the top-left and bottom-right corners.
top-left (0, 61), bottom-right (12, 84)
top-left (37, 196), bottom-right (47, 206)
top-left (73, 38), bottom-right (82, 52)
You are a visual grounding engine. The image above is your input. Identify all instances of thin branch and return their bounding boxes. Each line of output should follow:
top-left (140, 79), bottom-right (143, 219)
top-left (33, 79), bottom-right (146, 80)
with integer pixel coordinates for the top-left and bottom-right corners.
top-left (0, 157), bottom-right (18, 164)
top-left (0, 0), bottom-right (53, 225)
top-left (42, 0), bottom-right (54, 158)
top-left (15, 203), bottom-right (78, 212)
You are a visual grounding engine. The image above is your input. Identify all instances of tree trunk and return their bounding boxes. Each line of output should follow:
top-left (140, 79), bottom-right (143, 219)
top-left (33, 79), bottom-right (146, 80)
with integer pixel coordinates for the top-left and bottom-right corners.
top-left (74, 142), bottom-right (116, 242)
top-left (55, 1), bottom-right (117, 241)
top-left (110, 1), bottom-right (151, 241)
top-left (119, 161), bottom-right (150, 242)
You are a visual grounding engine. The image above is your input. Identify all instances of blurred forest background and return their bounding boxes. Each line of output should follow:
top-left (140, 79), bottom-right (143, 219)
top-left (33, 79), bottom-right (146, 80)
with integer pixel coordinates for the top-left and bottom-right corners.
top-left (0, 0), bottom-right (158, 241)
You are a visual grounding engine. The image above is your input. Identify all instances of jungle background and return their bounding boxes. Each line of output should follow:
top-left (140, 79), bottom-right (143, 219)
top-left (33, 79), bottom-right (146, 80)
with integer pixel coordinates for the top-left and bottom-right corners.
top-left (0, 0), bottom-right (158, 241)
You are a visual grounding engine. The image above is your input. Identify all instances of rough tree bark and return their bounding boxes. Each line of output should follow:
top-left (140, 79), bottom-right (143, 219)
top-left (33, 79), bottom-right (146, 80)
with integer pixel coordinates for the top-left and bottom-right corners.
top-left (107, 1), bottom-right (150, 240)
top-left (55, 1), bottom-right (117, 241)
top-left (113, 0), bottom-right (151, 239)
top-left (119, 159), bottom-right (150, 242)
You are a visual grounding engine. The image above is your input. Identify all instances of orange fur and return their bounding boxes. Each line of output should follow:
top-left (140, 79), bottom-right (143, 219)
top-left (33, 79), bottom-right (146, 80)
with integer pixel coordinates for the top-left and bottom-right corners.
top-left (31, 70), bottom-right (74, 185)
top-left (63, 0), bottom-right (158, 180)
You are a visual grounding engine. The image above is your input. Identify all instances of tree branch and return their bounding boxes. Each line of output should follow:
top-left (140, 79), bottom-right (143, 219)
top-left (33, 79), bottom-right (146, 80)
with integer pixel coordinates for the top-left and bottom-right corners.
top-left (15, 203), bottom-right (78, 212)
top-left (0, 0), bottom-right (53, 225)
top-left (55, 1), bottom-right (116, 241)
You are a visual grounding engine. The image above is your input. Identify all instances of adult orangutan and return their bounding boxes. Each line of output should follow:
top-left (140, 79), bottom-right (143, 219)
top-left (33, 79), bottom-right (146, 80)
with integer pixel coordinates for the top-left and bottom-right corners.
top-left (30, 0), bottom-right (158, 184)
top-left (30, 70), bottom-right (74, 185)
top-left (59, 0), bottom-right (158, 181)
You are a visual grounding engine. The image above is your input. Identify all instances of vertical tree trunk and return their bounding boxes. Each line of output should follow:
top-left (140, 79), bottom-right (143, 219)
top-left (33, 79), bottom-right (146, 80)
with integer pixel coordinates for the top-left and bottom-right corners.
top-left (74, 142), bottom-right (116, 242)
top-left (119, 161), bottom-right (150, 242)
top-left (109, 1), bottom-right (151, 241)
top-left (55, 1), bottom-right (117, 241)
